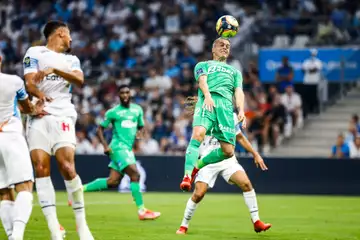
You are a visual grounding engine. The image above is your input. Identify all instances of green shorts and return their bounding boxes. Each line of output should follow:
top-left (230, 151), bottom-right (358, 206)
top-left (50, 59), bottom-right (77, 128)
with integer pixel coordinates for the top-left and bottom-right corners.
top-left (108, 148), bottom-right (136, 173)
top-left (193, 93), bottom-right (236, 145)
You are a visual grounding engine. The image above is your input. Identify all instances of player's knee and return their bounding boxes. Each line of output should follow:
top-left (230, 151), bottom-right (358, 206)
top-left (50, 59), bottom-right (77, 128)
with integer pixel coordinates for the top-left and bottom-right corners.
top-left (222, 147), bottom-right (234, 158)
top-left (192, 128), bottom-right (206, 142)
top-left (107, 178), bottom-right (120, 187)
top-left (129, 172), bottom-right (140, 182)
top-left (192, 191), bottom-right (205, 203)
top-left (59, 162), bottom-right (77, 179)
top-left (34, 164), bottom-right (51, 177)
top-left (240, 180), bottom-right (253, 192)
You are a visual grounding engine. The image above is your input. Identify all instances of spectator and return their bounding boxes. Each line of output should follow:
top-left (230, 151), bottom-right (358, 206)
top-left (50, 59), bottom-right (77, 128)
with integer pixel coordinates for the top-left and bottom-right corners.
top-left (351, 114), bottom-right (360, 133)
top-left (275, 56), bottom-right (294, 93)
top-left (331, 134), bottom-right (350, 158)
top-left (139, 131), bottom-right (160, 155)
top-left (76, 130), bottom-right (93, 154)
top-left (349, 135), bottom-right (360, 158)
top-left (280, 85), bottom-right (303, 129)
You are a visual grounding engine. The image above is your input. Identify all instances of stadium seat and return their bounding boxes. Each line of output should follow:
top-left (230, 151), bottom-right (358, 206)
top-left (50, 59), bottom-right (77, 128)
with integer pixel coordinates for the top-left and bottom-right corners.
top-left (271, 35), bottom-right (290, 48)
top-left (291, 35), bottom-right (310, 48)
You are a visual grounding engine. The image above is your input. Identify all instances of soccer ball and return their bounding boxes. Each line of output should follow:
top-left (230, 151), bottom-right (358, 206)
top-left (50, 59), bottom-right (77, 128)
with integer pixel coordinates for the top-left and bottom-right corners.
top-left (215, 15), bottom-right (239, 38)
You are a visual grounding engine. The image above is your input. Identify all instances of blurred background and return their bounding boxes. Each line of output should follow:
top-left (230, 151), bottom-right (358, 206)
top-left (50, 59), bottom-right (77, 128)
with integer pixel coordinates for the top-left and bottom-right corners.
top-left (0, 0), bottom-right (359, 158)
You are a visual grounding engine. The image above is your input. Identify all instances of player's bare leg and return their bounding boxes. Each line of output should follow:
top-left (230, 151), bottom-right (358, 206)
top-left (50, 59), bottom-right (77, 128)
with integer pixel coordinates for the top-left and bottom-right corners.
top-left (55, 147), bottom-right (93, 240)
top-left (177, 181), bottom-right (207, 234)
top-left (229, 170), bottom-right (271, 233)
top-left (31, 149), bottom-right (65, 240)
top-left (182, 126), bottom-right (206, 191)
top-left (123, 165), bottom-right (161, 220)
top-left (0, 188), bottom-right (15, 238)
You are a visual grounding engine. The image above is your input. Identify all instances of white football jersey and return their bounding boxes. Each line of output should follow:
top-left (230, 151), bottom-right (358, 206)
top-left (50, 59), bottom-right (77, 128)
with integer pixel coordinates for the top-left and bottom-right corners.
top-left (0, 73), bottom-right (28, 133)
top-left (23, 46), bottom-right (82, 118)
top-left (199, 113), bottom-right (242, 157)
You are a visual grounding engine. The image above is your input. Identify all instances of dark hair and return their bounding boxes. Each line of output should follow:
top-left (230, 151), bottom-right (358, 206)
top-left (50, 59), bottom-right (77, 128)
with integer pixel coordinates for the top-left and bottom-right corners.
top-left (118, 84), bottom-right (130, 92)
top-left (43, 20), bottom-right (68, 40)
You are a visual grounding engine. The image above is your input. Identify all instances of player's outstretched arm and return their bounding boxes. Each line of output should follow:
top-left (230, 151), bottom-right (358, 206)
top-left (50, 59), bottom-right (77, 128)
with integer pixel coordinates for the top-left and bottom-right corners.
top-left (236, 132), bottom-right (268, 171)
top-left (198, 75), bottom-right (215, 111)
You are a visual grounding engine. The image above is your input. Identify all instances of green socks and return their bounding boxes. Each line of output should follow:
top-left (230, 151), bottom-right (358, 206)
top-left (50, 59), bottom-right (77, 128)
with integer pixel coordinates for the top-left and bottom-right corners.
top-left (130, 182), bottom-right (145, 210)
top-left (83, 178), bottom-right (108, 192)
top-left (184, 139), bottom-right (201, 176)
top-left (197, 148), bottom-right (228, 169)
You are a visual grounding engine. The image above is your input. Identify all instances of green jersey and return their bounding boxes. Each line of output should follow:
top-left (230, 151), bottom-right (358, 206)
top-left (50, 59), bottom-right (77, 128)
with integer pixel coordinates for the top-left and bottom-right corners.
top-left (194, 60), bottom-right (243, 102)
top-left (100, 103), bottom-right (144, 150)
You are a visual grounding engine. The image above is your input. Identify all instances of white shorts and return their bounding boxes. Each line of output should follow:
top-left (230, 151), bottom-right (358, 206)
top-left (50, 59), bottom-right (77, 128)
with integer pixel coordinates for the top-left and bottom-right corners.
top-left (26, 115), bottom-right (76, 155)
top-left (0, 132), bottom-right (34, 189)
top-left (195, 155), bottom-right (245, 188)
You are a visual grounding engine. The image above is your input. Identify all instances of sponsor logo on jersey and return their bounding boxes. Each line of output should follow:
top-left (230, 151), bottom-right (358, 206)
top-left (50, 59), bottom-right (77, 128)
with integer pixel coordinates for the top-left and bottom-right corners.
top-left (121, 120), bottom-right (137, 128)
top-left (46, 74), bottom-right (64, 81)
top-left (196, 68), bottom-right (204, 75)
top-left (208, 65), bottom-right (234, 75)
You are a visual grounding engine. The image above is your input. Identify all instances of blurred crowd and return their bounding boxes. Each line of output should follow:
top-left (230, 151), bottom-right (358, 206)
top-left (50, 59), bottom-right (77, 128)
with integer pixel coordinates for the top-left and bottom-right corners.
top-left (0, 0), bottom-right (307, 155)
top-left (331, 114), bottom-right (360, 158)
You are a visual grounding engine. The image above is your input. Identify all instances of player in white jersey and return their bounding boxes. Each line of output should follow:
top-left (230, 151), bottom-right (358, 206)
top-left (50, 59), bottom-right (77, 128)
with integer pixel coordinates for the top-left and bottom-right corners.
top-left (22, 20), bottom-right (93, 240)
top-left (176, 97), bottom-right (271, 234)
top-left (0, 55), bottom-right (45, 240)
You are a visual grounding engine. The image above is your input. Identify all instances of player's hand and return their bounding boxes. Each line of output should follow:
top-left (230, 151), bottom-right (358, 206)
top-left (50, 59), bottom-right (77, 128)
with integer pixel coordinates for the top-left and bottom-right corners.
top-left (238, 110), bottom-right (246, 129)
top-left (203, 94), bottom-right (215, 112)
top-left (254, 153), bottom-right (268, 171)
top-left (43, 67), bottom-right (54, 76)
top-left (104, 147), bottom-right (112, 156)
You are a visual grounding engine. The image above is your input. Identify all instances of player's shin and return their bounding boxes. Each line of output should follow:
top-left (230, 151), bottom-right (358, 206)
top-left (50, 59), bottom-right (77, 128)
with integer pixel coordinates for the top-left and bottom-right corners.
top-left (243, 189), bottom-right (260, 223)
top-left (180, 198), bottom-right (198, 228)
top-left (11, 191), bottom-right (33, 239)
top-left (83, 178), bottom-right (108, 192)
top-left (130, 182), bottom-right (145, 213)
top-left (0, 200), bottom-right (14, 237)
top-left (185, 139), bottom-right (201, 176)
top-left (36, 177), bottom-right (62, 238)
top-left (64, 175), bottom-right (87, 226)
top-left (197, 148), bottom-right (227, 169)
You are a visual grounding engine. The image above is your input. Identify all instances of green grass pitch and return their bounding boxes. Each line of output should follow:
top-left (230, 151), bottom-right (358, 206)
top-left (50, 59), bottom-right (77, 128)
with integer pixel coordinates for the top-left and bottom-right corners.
top-left (1, 192), bottom-right (359, 239)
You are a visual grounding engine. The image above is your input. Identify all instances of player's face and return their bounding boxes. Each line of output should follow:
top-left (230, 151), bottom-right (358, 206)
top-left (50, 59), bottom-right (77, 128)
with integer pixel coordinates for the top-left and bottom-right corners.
top-left (213, 39), bottom-right (231, 60)
top-left (119, 88), bottom-right (131, 105)
top-left (60, 27), bottom-right (72, 52)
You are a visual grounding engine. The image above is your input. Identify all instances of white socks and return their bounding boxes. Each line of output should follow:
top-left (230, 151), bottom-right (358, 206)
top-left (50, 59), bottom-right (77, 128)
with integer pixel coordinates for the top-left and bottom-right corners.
top-left (0, 200), bottom-right (14, 238)
top-left (36, 177), bottom-right (62, 239)
top-left (243, 189), bottom-right (260, 223)
top-left (180, 198), bottom-right (198, 228)
top-left (11, 191), bottom-right (33, 240)
top-left (65, 175), bottom-right (93, 239)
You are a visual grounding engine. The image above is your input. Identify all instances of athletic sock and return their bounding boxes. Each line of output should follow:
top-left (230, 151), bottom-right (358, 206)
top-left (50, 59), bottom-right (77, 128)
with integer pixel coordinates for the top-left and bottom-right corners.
top-left (11, 191), bottom-right (33, 239)
top-left (130, 182), bottom-right (145, 213)
top-left (0, 200), bottom-right (14, 238)
top-left (36, 177), bottom-right (62, 238)
top-left (185, 139), bottom-right (201, 176)
top-left (180, 198), bottom-right (198, 228)
top-left (243, 189), bottom-right (260, 223)
top-left (64, 175), bottom-right (87, 229)
top-left (197, 148), bottom-right (228, 169)
top-left (83, 178), bottom-right (108, 192)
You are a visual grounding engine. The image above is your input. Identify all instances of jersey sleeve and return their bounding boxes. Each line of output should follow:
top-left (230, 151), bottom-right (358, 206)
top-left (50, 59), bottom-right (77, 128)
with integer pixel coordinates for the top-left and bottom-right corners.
top-left (23, 47), bottom-right (39, 75)
top-left (234, 70), bottom-right (243, 89)
top-left (137, 107), bottom-right (145, 128)
top-left (100, 110), bottom-right (113, 128)
top-left (194, 61), bottom-right (208, 81)
top-left (70, 56), bottom-right (83, 72)
top-left (15, 77), bottom-right (28, 101)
